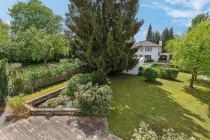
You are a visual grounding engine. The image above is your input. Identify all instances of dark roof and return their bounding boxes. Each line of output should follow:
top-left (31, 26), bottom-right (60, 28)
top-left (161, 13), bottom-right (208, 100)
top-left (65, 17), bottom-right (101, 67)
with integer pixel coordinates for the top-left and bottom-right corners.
top-left (132, 41), bottom-right (160, 48)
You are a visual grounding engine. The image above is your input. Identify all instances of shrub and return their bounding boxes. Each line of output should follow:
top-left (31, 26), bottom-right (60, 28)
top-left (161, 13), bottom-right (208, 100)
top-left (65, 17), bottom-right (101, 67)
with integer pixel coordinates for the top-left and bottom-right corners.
top-left (7, 94), bottom-right (29, 118)
top-left (151, 62), bottom-right (175, 68)
top-left (42, 95), bottom-right (69, 108)
top-left (143, 67), bottom-right (159, 82)
top-left (0, 59), bottom-right (8, 105)
top-left (159, 68), bottom-right (179, 80)
top-left (132, 121), bottom-right (198, 140)
top-left (65, 73), bottom-right (92, 98)
top-left (208, 104), bottom-right (210, 118)
top-left (74, 82), bottom-right (112, 117)
top-left (9, 76), bottom-right (24, 96)
top-left (131, 121), bottom-right (158, 140)
top-left (91, 70), bottom-right (109, 85)
top-left (138, 66), bottom-right (144, 76)
top-left (145, 58), bottom-right (154, 63)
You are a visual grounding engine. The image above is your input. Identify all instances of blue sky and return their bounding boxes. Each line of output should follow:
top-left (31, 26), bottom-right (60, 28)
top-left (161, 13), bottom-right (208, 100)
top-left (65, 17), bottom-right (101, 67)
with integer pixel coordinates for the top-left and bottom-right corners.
top-left (1, 0), bottom-right (210, 42)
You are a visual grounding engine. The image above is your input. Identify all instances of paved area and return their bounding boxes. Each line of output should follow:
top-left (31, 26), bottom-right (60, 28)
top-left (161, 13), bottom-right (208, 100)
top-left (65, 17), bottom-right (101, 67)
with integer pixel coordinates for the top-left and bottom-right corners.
top-left (0, 116), bottom-right (120, 140)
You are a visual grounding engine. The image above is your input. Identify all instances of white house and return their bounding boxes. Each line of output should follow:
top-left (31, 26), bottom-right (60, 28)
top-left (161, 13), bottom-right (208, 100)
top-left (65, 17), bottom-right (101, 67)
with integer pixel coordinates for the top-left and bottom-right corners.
top-left (133, 41), bottom-right (166, 62)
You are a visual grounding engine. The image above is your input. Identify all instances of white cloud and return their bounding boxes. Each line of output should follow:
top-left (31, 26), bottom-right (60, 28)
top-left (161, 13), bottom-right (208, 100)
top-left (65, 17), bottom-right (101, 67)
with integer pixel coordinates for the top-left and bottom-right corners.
top-left (173, 19), bottom-right (192, 27)
top-left (5, 20), bottom-right (11, 25)
top-left (164, 0), bottom-right (210, 12)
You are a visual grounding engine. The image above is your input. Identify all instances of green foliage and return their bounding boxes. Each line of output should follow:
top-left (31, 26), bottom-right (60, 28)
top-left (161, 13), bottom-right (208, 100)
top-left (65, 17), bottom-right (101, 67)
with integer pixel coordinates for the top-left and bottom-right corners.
top-left (7, 94), bottom-right (29, 118)
top-left (138, 66), bottom-right (144, 76)
top-left (66, 0), bottom-right (144, 73)
top-left (42, 95), bottom-right (69, 108)
top-left (0, 59), bottom-right (8, 105)
top-left (208, 104), bottom-right (210, 118)
top-left (154, 31), bottom-right (161, 44)
top-left (146, 24), bottom-right (153, 41)
top-left (145, 58), bottom-right (154, 63)
top-left (21, 27), bottom-right (66, 66)
top-left (65, 73), bottom-right (92, 98)
top-left (0, 19), bottom-right (10, 41)
top-left (161, 27), bottom-right (174, 52)
top-left (166, 20), bottom-right (210, 87)
top-left (158, 68), bottom-right (179, 80)
top-left (74, 82), bottom-right (112, 117)
top-left (91, 70), bottom-right (109, 85)
top-left (188, 12), bottom-right (209, 31)
top-left (143, 67), bottom-right (159, 82)
top-left (132, 121), bottom-right (198, 140)
top-left (9, 0), bottom-right (62, 33)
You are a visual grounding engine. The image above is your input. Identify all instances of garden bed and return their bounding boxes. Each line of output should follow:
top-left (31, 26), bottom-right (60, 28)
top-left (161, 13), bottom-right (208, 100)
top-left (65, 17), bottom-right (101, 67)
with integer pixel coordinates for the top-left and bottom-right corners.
top-left (24, 87), bottom-right (80, 116)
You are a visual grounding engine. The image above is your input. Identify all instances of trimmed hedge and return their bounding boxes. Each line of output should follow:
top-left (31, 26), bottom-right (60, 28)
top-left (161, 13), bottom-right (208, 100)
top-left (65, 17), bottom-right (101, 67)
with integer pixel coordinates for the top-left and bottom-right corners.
top-left (158, 68), bottom-right (179, 80)
top-left (138, 66), bottom-right (144, 76)
top-left (143, 67), bottom-right (159, 82)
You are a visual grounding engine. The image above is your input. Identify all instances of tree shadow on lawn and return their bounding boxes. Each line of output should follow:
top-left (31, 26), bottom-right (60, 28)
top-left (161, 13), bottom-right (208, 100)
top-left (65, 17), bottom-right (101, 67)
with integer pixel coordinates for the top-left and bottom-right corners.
top-left (183, 85), bottom-right (210, 105)
top-left (108, 74), bottom-right (210, 140)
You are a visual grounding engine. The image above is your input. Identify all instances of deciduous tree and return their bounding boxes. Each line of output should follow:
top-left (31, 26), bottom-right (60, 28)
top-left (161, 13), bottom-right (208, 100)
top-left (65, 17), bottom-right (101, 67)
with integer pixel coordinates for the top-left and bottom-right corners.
top-left (166, 21), bottom-right (210, 88)
top-left (9, 0), bottom-right (62, 33)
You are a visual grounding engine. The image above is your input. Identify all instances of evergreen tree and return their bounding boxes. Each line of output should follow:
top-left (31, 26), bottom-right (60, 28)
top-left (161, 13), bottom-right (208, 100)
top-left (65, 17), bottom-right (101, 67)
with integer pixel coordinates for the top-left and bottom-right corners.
top-left (161, 28), bottom-right (169, 52)
top-left (66, 0), bottom-right (144, 73)
top-left (154, 31), bottom-right (160, 44)
top-left (169, 27), bottom-right (174, 39)
top-left (0, 59), bottom-right (8, 105)
top-left (146, 24), bottom-right (153, 41)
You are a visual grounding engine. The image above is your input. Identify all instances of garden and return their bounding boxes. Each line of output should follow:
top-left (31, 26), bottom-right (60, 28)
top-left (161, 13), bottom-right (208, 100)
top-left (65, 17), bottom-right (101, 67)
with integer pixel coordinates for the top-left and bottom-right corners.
top-left (1, 0), bottom-right (210, 140)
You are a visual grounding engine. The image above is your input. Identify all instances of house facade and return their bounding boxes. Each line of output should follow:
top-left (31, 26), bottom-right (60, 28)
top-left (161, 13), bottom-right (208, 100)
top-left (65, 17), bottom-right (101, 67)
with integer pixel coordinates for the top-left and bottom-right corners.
top-left (133, 41), bottom-right (163, 62)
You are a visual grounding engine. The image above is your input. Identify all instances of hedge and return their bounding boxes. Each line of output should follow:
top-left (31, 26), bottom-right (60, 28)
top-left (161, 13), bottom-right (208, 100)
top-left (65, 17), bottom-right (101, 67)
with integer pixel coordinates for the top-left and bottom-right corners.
top-left (158, 68), bottom-right (179, 80)
top-left (143, 67), bottom-right (159, 82)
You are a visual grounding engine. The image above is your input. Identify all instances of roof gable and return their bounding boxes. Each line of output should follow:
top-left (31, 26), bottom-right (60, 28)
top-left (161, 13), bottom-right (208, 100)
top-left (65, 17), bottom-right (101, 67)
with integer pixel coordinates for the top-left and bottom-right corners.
top-left (133, 41), bottom-right (160, 48)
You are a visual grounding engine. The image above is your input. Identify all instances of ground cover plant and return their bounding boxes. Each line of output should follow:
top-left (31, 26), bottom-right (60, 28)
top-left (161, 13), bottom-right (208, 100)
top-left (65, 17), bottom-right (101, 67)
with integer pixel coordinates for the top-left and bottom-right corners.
top-left (108, 73), bottom-right (210, 140)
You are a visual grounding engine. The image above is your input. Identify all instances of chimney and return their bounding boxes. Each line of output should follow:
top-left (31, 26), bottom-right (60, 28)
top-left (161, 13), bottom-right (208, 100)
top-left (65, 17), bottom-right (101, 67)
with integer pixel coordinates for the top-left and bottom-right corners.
top-left (159, 41), bottom-right (162, 46)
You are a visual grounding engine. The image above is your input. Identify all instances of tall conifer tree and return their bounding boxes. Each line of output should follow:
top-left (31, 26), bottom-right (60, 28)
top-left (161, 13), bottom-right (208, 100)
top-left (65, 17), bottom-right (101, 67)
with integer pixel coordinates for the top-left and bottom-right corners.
top-left (66, 0), bottom-right (144, 73)
top-left (146, 24), bottom-right (153, 41)
top-left (161, 28), bottom-right (169, 52)
top-left (0, 59), bottom-right (8, 105)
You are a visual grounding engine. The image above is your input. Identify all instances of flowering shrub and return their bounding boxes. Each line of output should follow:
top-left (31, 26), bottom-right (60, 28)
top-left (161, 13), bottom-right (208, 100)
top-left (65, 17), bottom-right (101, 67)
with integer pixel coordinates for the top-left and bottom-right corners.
top-left (65, 73), bottom-right (92, 98)
top-left (74, 82), bottom-right (112, 117)
top-left (132, 121), bottom-right (198, 140)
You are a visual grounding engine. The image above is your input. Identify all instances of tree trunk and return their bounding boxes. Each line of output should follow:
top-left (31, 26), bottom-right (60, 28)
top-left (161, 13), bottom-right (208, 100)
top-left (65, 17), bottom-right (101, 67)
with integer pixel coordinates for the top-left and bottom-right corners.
top-left (44, 58), bottom-right (48, 68)
top-left (194, 73), bottom-right (198, 81)
top-left (190, 74), bottom-right (195, 88)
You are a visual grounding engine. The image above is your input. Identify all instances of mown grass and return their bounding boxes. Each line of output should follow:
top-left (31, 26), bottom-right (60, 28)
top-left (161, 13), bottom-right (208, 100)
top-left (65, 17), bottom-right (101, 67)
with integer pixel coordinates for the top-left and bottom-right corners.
top-left (108, 73), bottom-right (210, 140)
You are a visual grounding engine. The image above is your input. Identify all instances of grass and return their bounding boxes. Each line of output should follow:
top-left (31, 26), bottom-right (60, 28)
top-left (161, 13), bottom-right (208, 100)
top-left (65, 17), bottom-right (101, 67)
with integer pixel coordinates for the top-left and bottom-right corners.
top-left (108, 72), bottom-right (210, 140)
top-left (5, 81), bottom-right (68, 113)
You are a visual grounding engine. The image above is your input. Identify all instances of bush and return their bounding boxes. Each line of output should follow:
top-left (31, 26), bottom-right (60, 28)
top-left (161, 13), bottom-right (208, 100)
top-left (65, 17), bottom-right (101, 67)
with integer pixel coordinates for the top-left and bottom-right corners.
top-left (132, 121), bottom-right (198, 140)
top-left (208, 104), bottom-right (210, 118)
top-left (74, 82), bottom-right (112, 117)
top-left (138, 66), bottom-right (144, 76)
top-left (7, 94), bottom-right (29, 118)
top-left (65, 73), bottom-right (92, 98)
top-left (42, 95), bottom-right (69, 108)
top-left (145, 58), bottom-right (154, 63)
top-left (151, 62), bottom-right (175, 68)
top-left (0, 59), bottom-right (8, 105)
top-left (159, 68), bottom-right (179, 80)
top-left (143, 67), bottom-right (159, 82)
top-left (91, 70), bottom-right (109, 85)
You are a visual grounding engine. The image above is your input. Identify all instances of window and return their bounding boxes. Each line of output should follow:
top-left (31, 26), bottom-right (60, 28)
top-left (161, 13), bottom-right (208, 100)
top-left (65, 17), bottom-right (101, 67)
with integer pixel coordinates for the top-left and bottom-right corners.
top-left (140, 48), bottom-right (143, 51)
top-left (145, 47), bottom-right (152, 52)
top-left (144, 55), bottom-right (151, 59)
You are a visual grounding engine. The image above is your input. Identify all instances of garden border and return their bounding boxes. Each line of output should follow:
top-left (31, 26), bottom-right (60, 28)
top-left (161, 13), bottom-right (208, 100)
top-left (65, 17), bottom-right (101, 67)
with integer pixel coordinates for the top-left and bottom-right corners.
top-left (24, 87), bottom-right (80, 116)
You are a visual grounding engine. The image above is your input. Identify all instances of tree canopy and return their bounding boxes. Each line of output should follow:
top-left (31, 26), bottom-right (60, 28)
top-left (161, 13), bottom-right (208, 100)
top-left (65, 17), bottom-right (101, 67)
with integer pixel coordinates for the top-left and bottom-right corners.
top-left (9, 0), bottom-right (63, 33)
top-left (0, 19), bottom-right (10, 41)
top-left (188, 12), bottom-right (210, 31)
top-left (66, 0), bottom-right (144, 73)
top-left (166, 20), bottom-right (210, 88)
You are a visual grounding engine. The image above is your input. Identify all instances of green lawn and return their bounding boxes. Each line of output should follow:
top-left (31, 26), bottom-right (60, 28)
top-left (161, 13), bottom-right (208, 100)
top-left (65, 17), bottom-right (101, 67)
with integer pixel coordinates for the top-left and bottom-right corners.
top-left (108, 73), bottom-right (210, 140)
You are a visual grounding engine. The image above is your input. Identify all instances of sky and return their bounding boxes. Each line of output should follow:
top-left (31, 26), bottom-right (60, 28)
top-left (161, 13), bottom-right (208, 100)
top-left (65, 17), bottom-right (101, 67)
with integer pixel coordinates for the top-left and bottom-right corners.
top-left (0, 0), bottom-right (210, 42)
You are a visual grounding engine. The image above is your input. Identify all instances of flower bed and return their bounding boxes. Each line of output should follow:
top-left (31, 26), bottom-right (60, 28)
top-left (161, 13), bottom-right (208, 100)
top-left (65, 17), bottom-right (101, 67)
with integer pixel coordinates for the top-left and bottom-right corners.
top-left (8, 60), bottom-right (89, 96)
